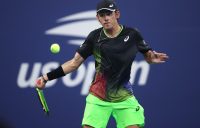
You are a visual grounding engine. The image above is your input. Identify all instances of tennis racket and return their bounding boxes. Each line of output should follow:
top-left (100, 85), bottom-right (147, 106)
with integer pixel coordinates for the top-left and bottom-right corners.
top-left (36, 88), bottom-right (50, 115)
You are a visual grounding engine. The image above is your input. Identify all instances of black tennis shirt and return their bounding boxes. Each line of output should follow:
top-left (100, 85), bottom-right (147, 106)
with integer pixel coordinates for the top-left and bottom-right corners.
top-left (77, 25), bottom-right (151, 102)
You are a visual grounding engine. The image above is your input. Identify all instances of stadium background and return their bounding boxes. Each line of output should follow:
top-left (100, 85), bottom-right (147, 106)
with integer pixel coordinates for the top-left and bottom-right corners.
top-left (0, 0), bottom-right (199, 127)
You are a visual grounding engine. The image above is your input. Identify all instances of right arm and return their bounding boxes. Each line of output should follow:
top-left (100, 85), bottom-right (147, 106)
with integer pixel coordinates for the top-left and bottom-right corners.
top-left (61, 52), bottom-right (85, 74)
top-left (35, 52), bottom-right (84, 89)
top-left (36, 30), bottom-right (95, 89)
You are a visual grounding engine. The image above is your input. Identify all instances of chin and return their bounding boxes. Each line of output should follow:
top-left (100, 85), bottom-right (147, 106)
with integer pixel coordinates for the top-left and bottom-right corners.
top-left (103, 25), bottom-right (113, 30)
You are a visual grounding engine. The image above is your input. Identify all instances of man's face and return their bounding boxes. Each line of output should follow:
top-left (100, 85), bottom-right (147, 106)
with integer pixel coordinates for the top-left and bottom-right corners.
top-left (96, 10), bottom-right (120, 30)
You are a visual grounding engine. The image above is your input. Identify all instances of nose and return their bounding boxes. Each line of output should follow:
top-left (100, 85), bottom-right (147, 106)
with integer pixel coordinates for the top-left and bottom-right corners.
top-left (103, 15), bottom-right (109, 21)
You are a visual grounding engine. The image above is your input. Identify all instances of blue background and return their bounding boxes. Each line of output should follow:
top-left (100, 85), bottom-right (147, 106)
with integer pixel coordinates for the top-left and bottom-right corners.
top-left (0, 0), bottom-right (200, 127)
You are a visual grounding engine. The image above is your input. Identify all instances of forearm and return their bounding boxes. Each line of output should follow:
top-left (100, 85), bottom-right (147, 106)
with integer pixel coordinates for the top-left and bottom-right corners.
top-left (61, 59), bottom-right (81, 74)
top-left (43, 52), bottom-right (84, 81)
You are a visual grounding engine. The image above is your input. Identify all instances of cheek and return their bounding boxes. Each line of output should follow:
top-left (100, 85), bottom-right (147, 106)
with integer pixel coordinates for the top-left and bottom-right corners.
top-left (98, 18), bottom-right (104, 24)
top-left (97, 17), bottom-right (102, 23)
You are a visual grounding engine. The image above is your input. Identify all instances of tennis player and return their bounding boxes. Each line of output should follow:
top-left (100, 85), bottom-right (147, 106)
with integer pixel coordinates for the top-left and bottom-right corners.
top-left (35, 0), bottom-right (169, 127)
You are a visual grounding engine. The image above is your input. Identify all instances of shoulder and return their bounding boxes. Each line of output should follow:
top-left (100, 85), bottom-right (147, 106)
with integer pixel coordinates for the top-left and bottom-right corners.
top-left (122, 26), bottom-right (144, 39)
top-left (121, 26), bottom-right (144, 41)
top-left (88, 27), bottom-right (103, 37)
top-left (122, 25), bottom-right (140, 34)
top-left (84, 27), bottom-right (103, 43)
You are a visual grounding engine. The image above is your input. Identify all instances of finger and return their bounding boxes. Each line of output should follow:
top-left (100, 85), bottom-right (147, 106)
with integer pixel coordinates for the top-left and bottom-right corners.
top-left (161, 55), bottom-right (169, 59)
top-left (158, 60), bottom-right (166, 63)
top-left (157, 54), bottom-right (169, 58)
top-left (153, 51), bottom-right (168, 55)
top-left (152, 60), bottom-right (166, 64)
top-left (153, 52), bottom-right (168, 59)
top-left (156, 53), bottom-right (168, 57)
top-left (159, 57), bottom-right (169, 62)
top-left (36, 79), bottom-right (41, 85)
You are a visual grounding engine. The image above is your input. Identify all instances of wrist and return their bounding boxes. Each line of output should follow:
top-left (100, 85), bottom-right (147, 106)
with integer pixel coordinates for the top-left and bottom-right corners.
top-left (41, 75), bottom-right (48, 83)
top-left (47, 66), bottom-right (65, 80)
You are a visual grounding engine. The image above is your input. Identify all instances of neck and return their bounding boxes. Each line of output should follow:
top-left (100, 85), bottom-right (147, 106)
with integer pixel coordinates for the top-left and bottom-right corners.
top-left (104, 24), bottom-right (122, 38)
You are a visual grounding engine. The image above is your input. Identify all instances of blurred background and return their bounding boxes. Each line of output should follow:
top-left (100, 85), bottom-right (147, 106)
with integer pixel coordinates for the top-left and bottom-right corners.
top-left (0, 0), bottom-right (199, 127)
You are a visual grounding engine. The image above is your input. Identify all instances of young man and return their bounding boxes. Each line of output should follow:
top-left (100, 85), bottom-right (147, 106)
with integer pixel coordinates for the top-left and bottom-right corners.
top-left (35, 0), bottom-right (168, 128)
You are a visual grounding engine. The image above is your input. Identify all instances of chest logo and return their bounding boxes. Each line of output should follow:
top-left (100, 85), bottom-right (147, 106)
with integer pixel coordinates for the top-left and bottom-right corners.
top-left (124, 36), bottom-right (129, 42)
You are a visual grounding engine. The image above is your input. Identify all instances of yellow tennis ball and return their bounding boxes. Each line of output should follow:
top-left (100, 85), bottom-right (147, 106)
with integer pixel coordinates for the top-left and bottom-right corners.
top-left (50, 43), bottom-right (60, 54)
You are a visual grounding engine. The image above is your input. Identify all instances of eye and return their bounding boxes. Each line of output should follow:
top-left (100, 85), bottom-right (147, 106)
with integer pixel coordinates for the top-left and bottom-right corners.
top-left (105, 12), bottom-right (112, 16)
top-left (99, 13), bottom-right (104, 17)
top-left (98, 11), bottom-right (113, 17)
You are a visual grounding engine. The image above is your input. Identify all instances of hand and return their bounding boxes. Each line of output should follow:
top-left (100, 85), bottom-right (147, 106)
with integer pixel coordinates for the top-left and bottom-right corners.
top-left (35, 76), bottom-right (46, 89)
top-left (145, 50), bottom-right (169, 64)
top-left (151, 51), bottom-right (169, 63)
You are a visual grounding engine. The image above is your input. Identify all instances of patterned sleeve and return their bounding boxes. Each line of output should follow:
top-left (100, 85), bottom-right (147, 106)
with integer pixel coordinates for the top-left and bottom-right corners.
top-left (76, 31), bottom-right (94, 59)
top-left (134, 29), bottom-right (152, 54)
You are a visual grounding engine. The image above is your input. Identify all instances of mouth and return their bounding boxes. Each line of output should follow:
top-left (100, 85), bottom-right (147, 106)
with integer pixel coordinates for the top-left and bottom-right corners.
top-left (104, 22), bottom-right (110, 25)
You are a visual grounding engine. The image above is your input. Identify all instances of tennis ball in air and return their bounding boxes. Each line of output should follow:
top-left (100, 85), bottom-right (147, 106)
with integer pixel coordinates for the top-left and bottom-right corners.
top-left (50, 43), bottom-right (60, 54)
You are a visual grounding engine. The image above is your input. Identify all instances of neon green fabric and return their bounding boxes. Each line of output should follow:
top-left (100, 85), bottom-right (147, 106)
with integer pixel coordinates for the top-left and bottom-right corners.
top-left (82, 94), bottom-right (145, 128)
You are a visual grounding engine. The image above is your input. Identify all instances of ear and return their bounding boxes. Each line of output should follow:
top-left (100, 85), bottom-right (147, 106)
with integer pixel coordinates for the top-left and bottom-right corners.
top-left (115, 10), bottom-right (120, 19)
top-left (96, 14), bottom-right (100, 22)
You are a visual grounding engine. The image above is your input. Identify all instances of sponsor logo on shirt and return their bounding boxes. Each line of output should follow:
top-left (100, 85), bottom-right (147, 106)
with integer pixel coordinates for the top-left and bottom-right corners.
top-left (124, 35), bottom-right (129, 42)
